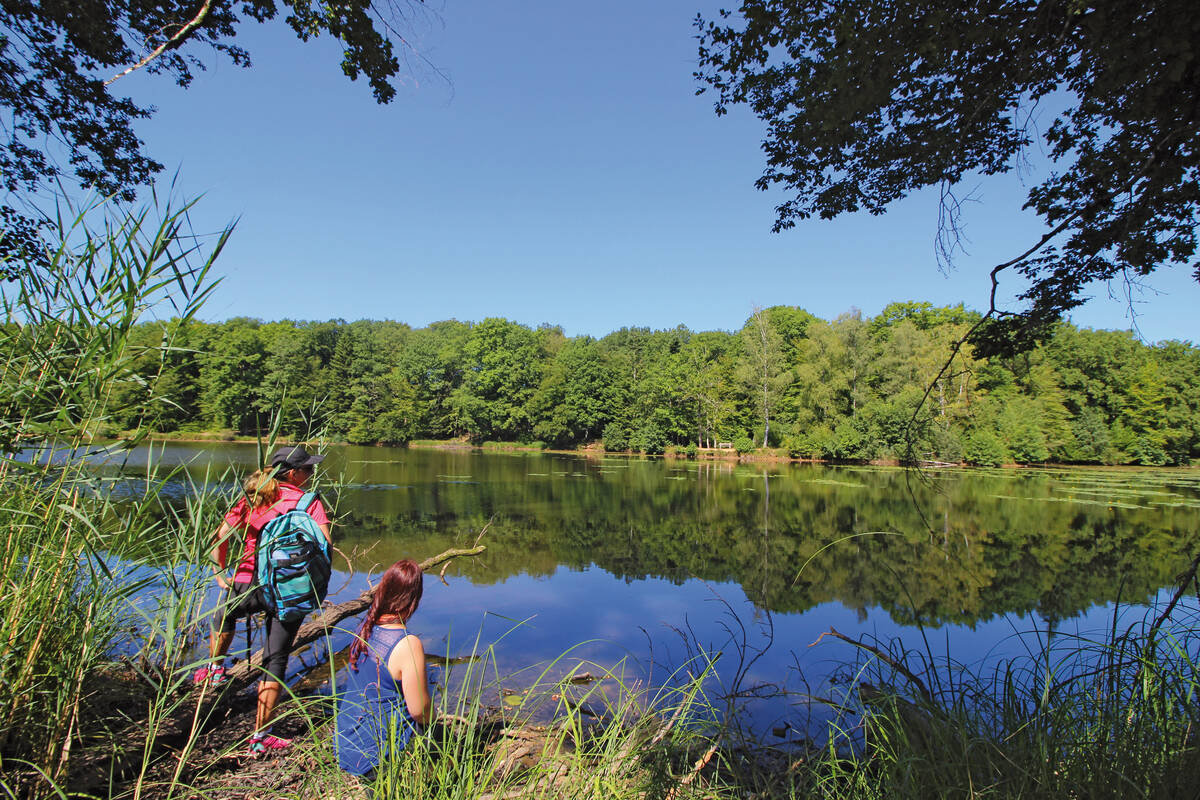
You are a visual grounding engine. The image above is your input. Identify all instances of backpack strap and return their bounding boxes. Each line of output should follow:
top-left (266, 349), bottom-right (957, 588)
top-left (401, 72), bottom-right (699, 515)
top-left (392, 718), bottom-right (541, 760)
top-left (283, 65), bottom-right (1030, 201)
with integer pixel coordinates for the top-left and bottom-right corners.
top-left (297, 491), bottom-right (318, 514)
top-left (296, 491), bottom-right (329, 557)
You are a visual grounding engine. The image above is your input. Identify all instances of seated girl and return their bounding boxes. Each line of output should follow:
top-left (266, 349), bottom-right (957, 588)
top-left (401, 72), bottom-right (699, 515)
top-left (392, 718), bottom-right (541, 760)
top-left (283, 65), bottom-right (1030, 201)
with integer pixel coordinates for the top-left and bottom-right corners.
top-left (335, 559), bottom-right (434, 776)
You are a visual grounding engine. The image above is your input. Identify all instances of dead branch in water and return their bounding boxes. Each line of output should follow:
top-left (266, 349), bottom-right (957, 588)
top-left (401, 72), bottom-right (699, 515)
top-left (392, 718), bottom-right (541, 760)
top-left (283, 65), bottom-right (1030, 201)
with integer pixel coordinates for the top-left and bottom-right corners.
top-left (226, 544), bottom-right (487, 684)
top-left (810, 627), bottom-right (933, 703)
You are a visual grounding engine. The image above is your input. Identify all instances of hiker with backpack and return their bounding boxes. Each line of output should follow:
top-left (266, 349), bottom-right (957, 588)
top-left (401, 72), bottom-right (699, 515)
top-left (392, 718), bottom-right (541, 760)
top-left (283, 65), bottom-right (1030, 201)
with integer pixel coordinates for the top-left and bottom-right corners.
top-left (334, 558), bottom-right (434, 777)
top-left (194, 444), bottom-right (333, 757)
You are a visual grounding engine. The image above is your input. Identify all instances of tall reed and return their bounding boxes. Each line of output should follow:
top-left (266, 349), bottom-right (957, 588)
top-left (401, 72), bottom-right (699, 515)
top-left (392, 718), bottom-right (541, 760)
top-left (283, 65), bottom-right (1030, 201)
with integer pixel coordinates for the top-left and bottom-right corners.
top-left (0, 194), bottom-right (228, 792)
top-left (703, 603), bottom-right (1200, 800)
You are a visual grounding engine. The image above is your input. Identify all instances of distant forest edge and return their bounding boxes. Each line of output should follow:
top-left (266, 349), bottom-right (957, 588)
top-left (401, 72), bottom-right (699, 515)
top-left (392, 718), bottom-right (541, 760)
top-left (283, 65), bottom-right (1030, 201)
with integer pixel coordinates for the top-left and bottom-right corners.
top-left (99, 303), bottom-right (1198, 467)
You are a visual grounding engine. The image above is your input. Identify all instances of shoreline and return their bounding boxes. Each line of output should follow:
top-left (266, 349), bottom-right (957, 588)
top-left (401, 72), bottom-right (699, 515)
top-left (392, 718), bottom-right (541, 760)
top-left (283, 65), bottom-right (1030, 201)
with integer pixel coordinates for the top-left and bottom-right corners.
top-left (131, 433), bottom-right (1198, 471)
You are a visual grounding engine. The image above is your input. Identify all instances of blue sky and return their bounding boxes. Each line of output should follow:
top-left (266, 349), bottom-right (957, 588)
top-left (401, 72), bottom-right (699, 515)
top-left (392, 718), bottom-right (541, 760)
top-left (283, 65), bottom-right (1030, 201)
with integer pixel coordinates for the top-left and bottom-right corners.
top-left (122, 0), bottom-right (1196, 343)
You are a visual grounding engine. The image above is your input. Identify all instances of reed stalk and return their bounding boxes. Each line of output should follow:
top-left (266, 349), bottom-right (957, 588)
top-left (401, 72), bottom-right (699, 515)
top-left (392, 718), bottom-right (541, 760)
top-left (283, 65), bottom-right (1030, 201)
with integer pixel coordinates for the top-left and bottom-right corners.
top-left (0, 194), bottom-right (228, 796)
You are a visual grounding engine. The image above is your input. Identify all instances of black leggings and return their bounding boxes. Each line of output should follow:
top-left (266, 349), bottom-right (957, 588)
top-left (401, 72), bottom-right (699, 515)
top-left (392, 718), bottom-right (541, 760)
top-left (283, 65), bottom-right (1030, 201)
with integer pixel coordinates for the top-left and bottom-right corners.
top-left (220, 581), bottom-right (302, 682)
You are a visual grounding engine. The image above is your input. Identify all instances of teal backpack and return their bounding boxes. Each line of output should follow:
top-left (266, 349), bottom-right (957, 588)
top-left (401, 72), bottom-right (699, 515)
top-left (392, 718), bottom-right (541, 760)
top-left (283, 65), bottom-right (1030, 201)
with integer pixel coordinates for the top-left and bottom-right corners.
top-left (255, 492), bottom-right (332, 623)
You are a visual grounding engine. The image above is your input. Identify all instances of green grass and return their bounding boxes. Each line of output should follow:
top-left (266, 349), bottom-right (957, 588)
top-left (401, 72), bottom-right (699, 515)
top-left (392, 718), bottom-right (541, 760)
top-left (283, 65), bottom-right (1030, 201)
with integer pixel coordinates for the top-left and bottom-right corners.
top-left (175, 603), bottom-right (1200, 800)
top-left (479, 441), bottom-right (547, 452)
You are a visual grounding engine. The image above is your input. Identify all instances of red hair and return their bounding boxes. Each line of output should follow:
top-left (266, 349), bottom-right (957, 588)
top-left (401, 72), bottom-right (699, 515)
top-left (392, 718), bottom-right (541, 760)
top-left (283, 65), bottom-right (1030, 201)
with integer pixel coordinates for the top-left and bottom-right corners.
top-left (348, 559), bottom-right (424, 670)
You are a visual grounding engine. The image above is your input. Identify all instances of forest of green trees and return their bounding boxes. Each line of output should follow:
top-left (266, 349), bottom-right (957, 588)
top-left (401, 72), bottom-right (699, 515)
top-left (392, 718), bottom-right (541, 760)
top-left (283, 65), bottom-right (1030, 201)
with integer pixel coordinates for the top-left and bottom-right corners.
top-left (103, 302), bottom-right (1200, 466)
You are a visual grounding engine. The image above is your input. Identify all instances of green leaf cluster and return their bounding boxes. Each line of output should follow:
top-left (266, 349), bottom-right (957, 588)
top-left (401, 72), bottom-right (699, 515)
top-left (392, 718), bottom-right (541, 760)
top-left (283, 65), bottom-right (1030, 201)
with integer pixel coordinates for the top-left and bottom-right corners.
top-left (696, 1), bottom-right (1200, 340)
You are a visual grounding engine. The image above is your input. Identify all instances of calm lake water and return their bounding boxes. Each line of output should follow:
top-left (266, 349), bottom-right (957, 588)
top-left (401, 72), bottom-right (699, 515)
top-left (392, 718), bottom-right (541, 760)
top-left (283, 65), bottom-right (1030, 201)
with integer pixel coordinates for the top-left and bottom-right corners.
top-left (112, 443), bottom-right (1200, 732)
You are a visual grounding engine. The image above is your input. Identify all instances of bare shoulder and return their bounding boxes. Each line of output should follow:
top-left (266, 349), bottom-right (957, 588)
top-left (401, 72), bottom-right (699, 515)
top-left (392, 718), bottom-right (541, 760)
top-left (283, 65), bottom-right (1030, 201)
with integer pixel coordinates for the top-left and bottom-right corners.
top-left (401, 632), bottom-right (425, 658)
top-left (387, 631), bottom-right (425, 677)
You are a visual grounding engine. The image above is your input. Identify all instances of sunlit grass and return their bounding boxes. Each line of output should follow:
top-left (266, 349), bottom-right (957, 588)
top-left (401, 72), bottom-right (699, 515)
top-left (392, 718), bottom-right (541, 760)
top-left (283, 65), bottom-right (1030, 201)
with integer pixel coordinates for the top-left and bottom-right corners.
top-left (0, 195), bottom-right (231, 795)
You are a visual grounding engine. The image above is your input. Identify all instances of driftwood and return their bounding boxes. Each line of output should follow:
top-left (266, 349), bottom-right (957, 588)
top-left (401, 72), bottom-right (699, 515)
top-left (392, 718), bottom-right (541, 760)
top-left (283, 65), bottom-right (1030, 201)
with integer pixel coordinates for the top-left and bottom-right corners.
top-left (66, 543), bottom-right (487, 793)
top-left (226, 545), bottom-right (486, 685)
top-left (810, 627), bottom-right (933, 703)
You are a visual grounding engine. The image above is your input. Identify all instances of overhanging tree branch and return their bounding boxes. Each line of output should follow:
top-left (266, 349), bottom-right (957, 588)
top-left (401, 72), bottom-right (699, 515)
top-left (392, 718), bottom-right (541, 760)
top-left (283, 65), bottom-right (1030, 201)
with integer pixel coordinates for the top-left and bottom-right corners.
top-left (902, 130), bottom-right (1188, 469)
top-left (104, 0), bottom-right (215, 87)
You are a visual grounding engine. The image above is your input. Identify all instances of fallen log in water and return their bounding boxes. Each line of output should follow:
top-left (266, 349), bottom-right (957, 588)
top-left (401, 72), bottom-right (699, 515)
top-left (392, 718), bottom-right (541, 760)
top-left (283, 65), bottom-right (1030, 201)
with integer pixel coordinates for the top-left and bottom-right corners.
top-left (66, 543), bottom-right (487, 794)
top-left (225, 545), bottom-right (487, 685)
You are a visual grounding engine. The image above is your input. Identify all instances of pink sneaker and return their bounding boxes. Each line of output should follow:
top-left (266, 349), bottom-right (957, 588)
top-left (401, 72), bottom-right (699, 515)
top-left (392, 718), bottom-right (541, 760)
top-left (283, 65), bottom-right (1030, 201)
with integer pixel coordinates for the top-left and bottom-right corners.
top-left (192, 664), bottom-right (227, 685)
top-left (247, 732), bottom-right (291, 758)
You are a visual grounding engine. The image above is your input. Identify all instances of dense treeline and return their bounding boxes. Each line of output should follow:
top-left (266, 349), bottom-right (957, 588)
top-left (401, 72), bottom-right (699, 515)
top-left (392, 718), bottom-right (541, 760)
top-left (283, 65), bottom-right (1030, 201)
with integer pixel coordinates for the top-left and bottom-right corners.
top-left (100, 303), bottom-right (1200, 466)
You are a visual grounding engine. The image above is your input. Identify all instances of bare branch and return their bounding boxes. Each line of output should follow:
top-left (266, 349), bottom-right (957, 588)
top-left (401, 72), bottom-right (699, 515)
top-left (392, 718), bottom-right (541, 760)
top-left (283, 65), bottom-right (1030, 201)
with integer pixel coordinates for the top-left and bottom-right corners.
top-left (104, 0), bottom-right (214, 86)
top-left (810, 627), bottom-right (932, 703)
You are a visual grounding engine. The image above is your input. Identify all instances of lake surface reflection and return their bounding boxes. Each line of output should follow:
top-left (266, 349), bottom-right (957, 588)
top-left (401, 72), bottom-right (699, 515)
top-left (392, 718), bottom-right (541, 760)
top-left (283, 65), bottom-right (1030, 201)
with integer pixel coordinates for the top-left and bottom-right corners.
top-left (123, 443), bottom-right (1200, 729)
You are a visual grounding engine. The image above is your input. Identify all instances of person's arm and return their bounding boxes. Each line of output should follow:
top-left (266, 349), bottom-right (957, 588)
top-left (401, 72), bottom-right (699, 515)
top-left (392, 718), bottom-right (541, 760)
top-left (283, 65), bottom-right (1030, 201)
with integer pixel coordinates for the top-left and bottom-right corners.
top-left (388, 634), bottom-right (433, 724)
top-left (306, 495), bottom-right (333, 545)
top-left (210, 520), bottom-right (235, 590)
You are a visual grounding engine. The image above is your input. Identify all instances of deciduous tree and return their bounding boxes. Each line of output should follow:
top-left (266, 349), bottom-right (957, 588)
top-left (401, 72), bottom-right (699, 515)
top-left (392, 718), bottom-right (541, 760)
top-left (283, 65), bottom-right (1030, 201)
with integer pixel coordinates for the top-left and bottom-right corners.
top-left (697, 1), bottom-right (1200, 349)
top-left (1, 0), bottom-right (431, 272)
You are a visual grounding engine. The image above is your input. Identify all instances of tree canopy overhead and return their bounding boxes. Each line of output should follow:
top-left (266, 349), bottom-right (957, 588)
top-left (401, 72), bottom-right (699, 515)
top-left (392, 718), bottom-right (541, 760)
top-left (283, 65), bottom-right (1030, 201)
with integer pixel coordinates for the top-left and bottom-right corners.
top-left (695, 1), bottom-right (1200, 350)
top-left (0, 0), bottom-right (427, 272)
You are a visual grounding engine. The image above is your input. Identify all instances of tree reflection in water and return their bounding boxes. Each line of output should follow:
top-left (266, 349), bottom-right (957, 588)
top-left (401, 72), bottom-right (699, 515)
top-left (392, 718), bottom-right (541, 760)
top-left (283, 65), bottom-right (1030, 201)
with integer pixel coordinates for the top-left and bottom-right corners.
top-left (125, 443), bottom-right (1200, 730)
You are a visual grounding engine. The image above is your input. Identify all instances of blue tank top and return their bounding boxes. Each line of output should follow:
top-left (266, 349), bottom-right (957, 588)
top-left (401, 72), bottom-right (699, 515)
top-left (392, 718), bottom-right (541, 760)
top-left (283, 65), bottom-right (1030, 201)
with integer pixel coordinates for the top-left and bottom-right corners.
top-left (335, 624), bottom-right (417, 775)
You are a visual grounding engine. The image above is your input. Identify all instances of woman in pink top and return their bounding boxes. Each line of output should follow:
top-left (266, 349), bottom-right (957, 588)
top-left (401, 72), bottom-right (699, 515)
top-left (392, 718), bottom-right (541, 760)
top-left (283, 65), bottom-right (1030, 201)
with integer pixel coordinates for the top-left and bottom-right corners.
top-left (194, 445), bottom-right (332, 757)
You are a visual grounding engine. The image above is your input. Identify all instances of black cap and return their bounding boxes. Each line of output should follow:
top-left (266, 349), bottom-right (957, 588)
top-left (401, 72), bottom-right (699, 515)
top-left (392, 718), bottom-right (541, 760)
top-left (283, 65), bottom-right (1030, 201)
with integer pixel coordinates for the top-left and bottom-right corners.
top-left (269, 445), bottom-right (325, 471)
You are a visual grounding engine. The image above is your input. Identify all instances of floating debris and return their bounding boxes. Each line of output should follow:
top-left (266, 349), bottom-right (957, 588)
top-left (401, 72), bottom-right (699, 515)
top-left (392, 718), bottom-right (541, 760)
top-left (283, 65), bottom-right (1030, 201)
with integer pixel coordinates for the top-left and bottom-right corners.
top-left (801, 479), bottom-right (865, 488)
top-left (989, 494), bottom-right (1146, 509)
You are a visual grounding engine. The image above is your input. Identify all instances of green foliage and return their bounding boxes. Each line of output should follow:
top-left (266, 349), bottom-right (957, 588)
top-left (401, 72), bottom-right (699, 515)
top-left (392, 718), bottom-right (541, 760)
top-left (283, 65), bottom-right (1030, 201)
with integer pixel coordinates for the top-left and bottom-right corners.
top-left (930, 423), bottom-right (964, 464)
top-left (395, 320), bottom-right (471, 439)
top-left (965, 430), bottom-right (1009, 467)
top-left (733, 435), bottom-right (754, 454)
top-left (871, 301), bottom-right (979, 340)
top-left (199, 319), bottom-right (268, 434)
top-left (0, 0), bottom-right (422, 271)
top-left (785, 428), bottom-right (828, 459)
top-left (75, 299), bottom-right (1200, 468)
top-left (632, 423), bottom-right (668, 455)
top-left (602, 422), bottom-right (629, 452)
top-left (997, 398), bottom-right (1052, 464)
top-left (531, 337), bottom-right (619, 446)
top-left (454, 318), bottom-right (546, 442)
top-left (1067, 407), bottom-right (1113, 463)
top-left (697, 0), bottom-right (1200, 348)
top-left (738, 307), bottom-right (791, 447)
top-left (825, 419), bottom-right (874, 461)
top-left (861, 396), bottom-right (918, 458)
top-left (684, 441), bottom-right (698, 459)
top-left (0, 196), bottom-right (222, 450)
top-left (1129, 436), bottom-right (1170, 467)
